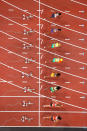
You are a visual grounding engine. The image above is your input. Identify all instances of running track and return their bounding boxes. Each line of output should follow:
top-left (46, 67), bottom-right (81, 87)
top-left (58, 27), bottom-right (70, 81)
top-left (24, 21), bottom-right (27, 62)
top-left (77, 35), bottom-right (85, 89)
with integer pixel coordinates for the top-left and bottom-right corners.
top-left (0, 0), bottom-right (87, 127)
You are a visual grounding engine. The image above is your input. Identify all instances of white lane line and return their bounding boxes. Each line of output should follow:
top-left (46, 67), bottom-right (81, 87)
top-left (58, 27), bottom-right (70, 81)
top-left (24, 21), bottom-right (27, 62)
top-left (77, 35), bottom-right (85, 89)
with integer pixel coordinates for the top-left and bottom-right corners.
top-left (0, 77), bottom-right (87, 111)
top-left (1, 0), bottom-right (87, 36)
top-left (1, 14), bottom-right (87, 51)
top-left (0, 111), bottom-right (86, 113)
top-left (0, 96), bottom-right (40, 97)
top-left (1, 30), bottom-right (87, 67)
top-left (70, 0), bottom-right (87, 7)
top-left (33, 0), bottom-right (87, 21)
top-left (0, 61), bottom-right (87, 96)
top-left (1, 44), bottom-right (87, 82)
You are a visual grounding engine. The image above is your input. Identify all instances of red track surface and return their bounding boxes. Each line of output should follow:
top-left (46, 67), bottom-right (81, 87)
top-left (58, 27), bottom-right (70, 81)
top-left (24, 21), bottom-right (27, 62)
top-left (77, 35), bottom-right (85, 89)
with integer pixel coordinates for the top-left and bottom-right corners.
top-left (0, 0), bottom-right (87, 127)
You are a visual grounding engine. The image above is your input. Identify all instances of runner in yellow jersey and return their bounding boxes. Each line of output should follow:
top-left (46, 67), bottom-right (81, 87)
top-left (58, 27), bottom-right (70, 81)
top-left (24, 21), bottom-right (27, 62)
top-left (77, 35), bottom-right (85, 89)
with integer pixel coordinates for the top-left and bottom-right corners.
top-left (44, 72), bottom-right (61, 79)
top-left (51, 72), bottom-right (61, 77)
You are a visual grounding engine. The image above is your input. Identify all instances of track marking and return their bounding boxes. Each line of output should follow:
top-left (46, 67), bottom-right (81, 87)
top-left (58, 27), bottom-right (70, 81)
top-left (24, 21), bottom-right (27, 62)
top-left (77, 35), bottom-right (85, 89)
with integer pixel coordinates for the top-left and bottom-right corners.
top-left (8, 23), bottom-right (14, 26)
top-left (65, 96), bottom-right (71, 98)
top-left (79, 24), bottom-right (85, 27)
top-left (8, 37), bottom-right (14, 40)
top-left (78, 10), bottom-right (85, 13)
top-left (8, 8), bottom-right (14, 12)
top-left (65, 81), bottom-right (71, 84)
top-left (65, 38), bottom-right (70, 41)
top-left (65, 24), bottom-right (71, 27)
top-left (80, 66), bottom-right (85, 70)
top-left (1, 15), bottom-right (87, 52)
top-left (65, 52), bottom-right (71, 55)
top-left (80, 81), bottom-right (85, 85)
top-left (22, 38), bottom-right (28, 40)
top-left (0, 77), bottom-right (87, 111)
top-left (65, 67), bottom-right (71, 70)
top-left (70, 0), bottom-right (87, 7)
top-left (0, 61), bottom-right (87, 96)
top-left (78, 38), bottom-right (85, 41)
top-left (80, 96), bottom-right (86, 99)
top-left (1, 0), bottom-right (87, 36)
top-left (22, 24), bottom-right (28, 26)
top-left (79, 52), bottom-right (85, 56)
top-left (65, 10), bottom-right (71, 13)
